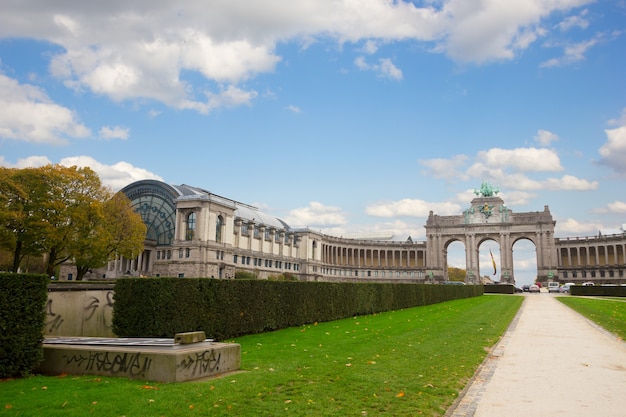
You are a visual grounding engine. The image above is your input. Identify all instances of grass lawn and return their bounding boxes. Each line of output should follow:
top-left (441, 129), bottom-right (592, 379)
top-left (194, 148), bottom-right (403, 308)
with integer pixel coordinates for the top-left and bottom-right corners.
top-left (556, 296), bottom-right (626, 340)
top-left (1, 295), bottom-right (522, 417)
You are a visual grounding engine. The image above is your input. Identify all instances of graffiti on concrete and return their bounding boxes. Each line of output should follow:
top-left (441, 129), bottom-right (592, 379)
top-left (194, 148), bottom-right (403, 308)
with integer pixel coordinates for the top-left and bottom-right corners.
top-left (64, 351), bottom-right (152, 377)
top-left (45, 290), bottom-right (115, 336)
top-left (178, 349), bottom-right (222, 376)
top-left (45, 299), bottom-right (64, 333)
top-left (84, 291), bottom-right (114, 327)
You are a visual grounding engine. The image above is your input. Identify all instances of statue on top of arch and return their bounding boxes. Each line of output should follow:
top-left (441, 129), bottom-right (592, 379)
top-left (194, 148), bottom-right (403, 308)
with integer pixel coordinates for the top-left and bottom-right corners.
top-left (474, 180), bottom-right (500, 198)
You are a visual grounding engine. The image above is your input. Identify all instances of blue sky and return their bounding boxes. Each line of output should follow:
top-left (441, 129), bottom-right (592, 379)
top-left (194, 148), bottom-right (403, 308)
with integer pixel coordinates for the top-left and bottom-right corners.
top-left (1, 1), bottom-right (625, 284)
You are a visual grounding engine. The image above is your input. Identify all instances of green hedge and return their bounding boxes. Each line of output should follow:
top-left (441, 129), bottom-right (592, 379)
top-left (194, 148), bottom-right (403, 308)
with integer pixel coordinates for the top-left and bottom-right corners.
top-left (484, 284), bottom-right (516, 294)
top-left (570, 285), bottom-right (626, 297)
top-left (113, 279), bottom-right (483, 340)
top-left (0, 273), bottom-right (49, 378)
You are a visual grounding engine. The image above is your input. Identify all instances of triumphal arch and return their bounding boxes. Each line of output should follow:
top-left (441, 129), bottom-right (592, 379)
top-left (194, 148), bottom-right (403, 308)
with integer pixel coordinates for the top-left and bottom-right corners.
top-left (425, 181), bottom-right (558, 284)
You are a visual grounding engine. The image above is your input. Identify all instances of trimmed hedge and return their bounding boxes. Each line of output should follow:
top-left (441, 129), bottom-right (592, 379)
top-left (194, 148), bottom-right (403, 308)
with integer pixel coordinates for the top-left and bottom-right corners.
top-left (570, 285), bottom-right (626, 297)
top-left (0, 273), bottom-right (49, 378)
top-left (484, 284), bottom-right (516, 294)
top-left (113, 278), bottom-right (483, 340)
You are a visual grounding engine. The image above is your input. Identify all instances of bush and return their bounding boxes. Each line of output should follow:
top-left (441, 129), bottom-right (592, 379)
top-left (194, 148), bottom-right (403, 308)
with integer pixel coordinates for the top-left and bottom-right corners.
top-left (570, 285), bottom-right (626, 297)
top-left (234, 270), bottom-right (257, 280)
top-left (0, 273), bottom-right (49, 377)
top-left (113, 279), bottom-right (483, 340)
top-left (484, 284), bottom-right (516, 294)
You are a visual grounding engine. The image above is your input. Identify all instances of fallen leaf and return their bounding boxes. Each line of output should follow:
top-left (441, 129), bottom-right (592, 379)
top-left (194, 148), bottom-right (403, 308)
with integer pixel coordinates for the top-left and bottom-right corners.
top-left (396, 391), bottom-right (405, 398)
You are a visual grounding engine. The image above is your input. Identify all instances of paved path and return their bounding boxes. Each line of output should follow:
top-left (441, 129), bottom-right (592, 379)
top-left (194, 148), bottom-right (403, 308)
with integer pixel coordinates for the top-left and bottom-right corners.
top-left (447, 293), bottom-right (626, 417)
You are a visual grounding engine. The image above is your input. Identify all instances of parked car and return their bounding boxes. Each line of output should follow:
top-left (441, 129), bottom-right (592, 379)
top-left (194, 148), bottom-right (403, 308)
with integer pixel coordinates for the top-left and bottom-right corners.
top-left (559, 283), bottom-right (574, 293)
top-left (522, 285), bottom-right (530, 292)
top-left (529, 284), bottom-right (540, 293)
top-left (547, 282), bottom-right (560, 293)
top-left (515, 286), bottom-right (523, 293)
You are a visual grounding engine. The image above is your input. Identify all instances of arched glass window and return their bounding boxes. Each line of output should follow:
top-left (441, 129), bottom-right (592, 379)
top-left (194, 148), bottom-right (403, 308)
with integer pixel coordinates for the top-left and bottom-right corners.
top-left (216, 215), bottom-right (224, 243)
top-left (186, 212), bottom-right (196, 241)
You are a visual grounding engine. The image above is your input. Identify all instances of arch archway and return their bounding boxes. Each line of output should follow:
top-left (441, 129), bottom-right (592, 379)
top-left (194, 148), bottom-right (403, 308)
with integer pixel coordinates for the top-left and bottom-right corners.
top-left (425, 187), bottom-right (557, 284)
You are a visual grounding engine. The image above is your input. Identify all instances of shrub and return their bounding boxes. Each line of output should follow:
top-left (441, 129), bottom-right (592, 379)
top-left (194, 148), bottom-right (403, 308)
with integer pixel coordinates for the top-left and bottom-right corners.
top-left (0, 273), bottom-right (49, 377)
top-left (113, 279), bottom-right (483, 340)
top-left (234, 270), bottom-right (257, 280)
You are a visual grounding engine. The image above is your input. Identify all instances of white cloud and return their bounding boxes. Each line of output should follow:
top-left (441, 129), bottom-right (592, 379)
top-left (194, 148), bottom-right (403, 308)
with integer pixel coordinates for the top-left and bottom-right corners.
top-left (607, 108), bottom-right (626, 126)
top-left (0, 154), bottom-right (163, 191)
top-left (286, 105), bottom-right (301, 114)
top-left (534, 129), bottom-right (559, 146)
top-left (361, 40), bottom-right (379, 54)
top-left (284, 201), bottom-right (349, 228)
top-left (439, 0), bottom-right (592, 63)
top-left (0, 73), bottom-right (90, 145)
top-left (475, 147), bottom-right (563, 172)
top-left (366, 199), bottom-right (461, 218)
top-left (555, 217), bottom-right (604, 237)
top-left (591, 201), bottom-right (626, 214)
top-left (354, 56), bottom-right (403, 80)
top-left (598, 125), bottom-right (626, 175)
top-left (0, 0), bottom-right (596, 112)
top-left (419, 155), bottom-right (469, 180)
top-left (557, 9), bottom-right (589, 31)
top-left (540, 36), bottom-right (599, 68)
top-left (541, 175), bottom-right (598, 191)
top-left (58, 156), bottom-right (162, 191)
top-left (179, 85), bottom-right (258, 114)
top-left (0, 155), bottom-right (53, 168)
top-left (99, 126), bottom-right (129, 140)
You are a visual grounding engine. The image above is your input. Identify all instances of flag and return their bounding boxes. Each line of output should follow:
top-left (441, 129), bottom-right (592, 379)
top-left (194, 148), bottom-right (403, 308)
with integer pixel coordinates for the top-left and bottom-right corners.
top-left (490, 249), bottom-right (497, 275)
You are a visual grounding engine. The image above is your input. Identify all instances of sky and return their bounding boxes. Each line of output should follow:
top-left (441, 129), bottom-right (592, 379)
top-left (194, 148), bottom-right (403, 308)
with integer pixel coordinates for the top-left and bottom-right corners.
top-left (1, 1), bottom-right (625, 285)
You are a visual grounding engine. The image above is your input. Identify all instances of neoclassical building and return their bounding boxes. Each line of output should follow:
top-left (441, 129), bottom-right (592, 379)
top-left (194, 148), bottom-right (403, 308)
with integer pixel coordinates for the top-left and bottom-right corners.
top-left (96, 179), bottom-right (625, 285)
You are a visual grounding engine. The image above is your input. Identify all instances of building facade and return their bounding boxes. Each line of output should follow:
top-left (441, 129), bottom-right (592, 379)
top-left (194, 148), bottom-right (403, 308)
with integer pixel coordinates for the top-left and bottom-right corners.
top-left (89, 179), bottom-right (625, 285)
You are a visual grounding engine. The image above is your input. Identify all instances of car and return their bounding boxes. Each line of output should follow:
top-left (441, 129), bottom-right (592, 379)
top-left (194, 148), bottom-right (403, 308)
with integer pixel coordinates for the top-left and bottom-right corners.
top-left (547, 282), bottom-right (560, 293)
top-left (522, 285), bottom-right (530, 292)
top-left (529, 284), bottom-right (540, 293)
top-left (559, 283), bottom-right (574, 293)
top-left (515, 286), bottom-right (523, 293)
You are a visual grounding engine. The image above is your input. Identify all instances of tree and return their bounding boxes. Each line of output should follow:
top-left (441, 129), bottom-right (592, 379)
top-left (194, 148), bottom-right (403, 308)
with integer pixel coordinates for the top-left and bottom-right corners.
top-left (0, 167), bottom-right (51, 272)
top-left (72, 192), bottom-right (146, 280)
top-left (447, 267), bottom-right (467, 282)
top-left (36, 165), bottom-right (109, 276)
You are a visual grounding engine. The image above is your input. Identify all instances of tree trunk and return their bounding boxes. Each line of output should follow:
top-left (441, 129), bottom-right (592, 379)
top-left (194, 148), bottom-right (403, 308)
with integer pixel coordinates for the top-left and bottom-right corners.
top-left (12, 240), bottom-right (22, 272)
top-left (46, 247), bottom-right (57, 277)
top-left (76, 266), bottom-right (89, 281)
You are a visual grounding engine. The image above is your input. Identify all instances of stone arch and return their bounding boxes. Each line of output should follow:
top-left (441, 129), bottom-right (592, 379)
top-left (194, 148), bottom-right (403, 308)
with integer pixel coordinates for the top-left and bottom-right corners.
top-left (444, 238), bottom-right (467, 281)
top-left (425, 193), bottom-right (557, 284)
top-left (511, 237), bottom-right (538, 284)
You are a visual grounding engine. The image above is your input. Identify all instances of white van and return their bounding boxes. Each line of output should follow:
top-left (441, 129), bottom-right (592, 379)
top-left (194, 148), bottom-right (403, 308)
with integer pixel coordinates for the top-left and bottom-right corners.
top-left (547, 282), bottom-right (560, 293)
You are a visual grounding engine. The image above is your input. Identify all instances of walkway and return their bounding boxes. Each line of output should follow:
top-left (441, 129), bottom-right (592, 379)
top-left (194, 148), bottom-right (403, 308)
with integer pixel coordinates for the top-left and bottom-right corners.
top-left (447, 293), bottom-right (626, 417)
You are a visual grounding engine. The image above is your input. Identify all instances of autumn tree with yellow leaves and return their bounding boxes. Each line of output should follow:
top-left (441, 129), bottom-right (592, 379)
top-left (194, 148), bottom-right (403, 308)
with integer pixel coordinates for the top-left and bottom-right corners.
top-left (0, 165), bottom-right (146, 279)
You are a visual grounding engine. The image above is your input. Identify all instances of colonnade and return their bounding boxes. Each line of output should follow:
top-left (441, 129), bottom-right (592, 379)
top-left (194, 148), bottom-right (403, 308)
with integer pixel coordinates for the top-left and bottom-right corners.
top-left (556, 235), bottom-right (626, 280)
top-left (321, 243), bottom-right (426, 269)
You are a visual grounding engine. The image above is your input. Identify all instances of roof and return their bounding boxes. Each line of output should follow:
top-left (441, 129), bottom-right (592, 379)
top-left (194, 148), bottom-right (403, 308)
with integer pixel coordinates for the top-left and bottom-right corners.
top-left (123, 180), bottom-right (290, 231)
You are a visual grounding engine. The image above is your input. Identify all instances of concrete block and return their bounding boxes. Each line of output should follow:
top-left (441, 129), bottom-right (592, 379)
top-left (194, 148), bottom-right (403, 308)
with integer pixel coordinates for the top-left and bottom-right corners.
top-left (175, 331), bottom-right (207, 344)
top-left (38, 337), bottom-right (241, 382)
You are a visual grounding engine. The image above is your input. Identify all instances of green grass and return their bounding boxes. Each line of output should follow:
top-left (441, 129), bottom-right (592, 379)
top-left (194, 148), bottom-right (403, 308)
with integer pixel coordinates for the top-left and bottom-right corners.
top-left (1, 295), bottom-right (522, 417)
top-left (557, 296), bottom-right (626, 340)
